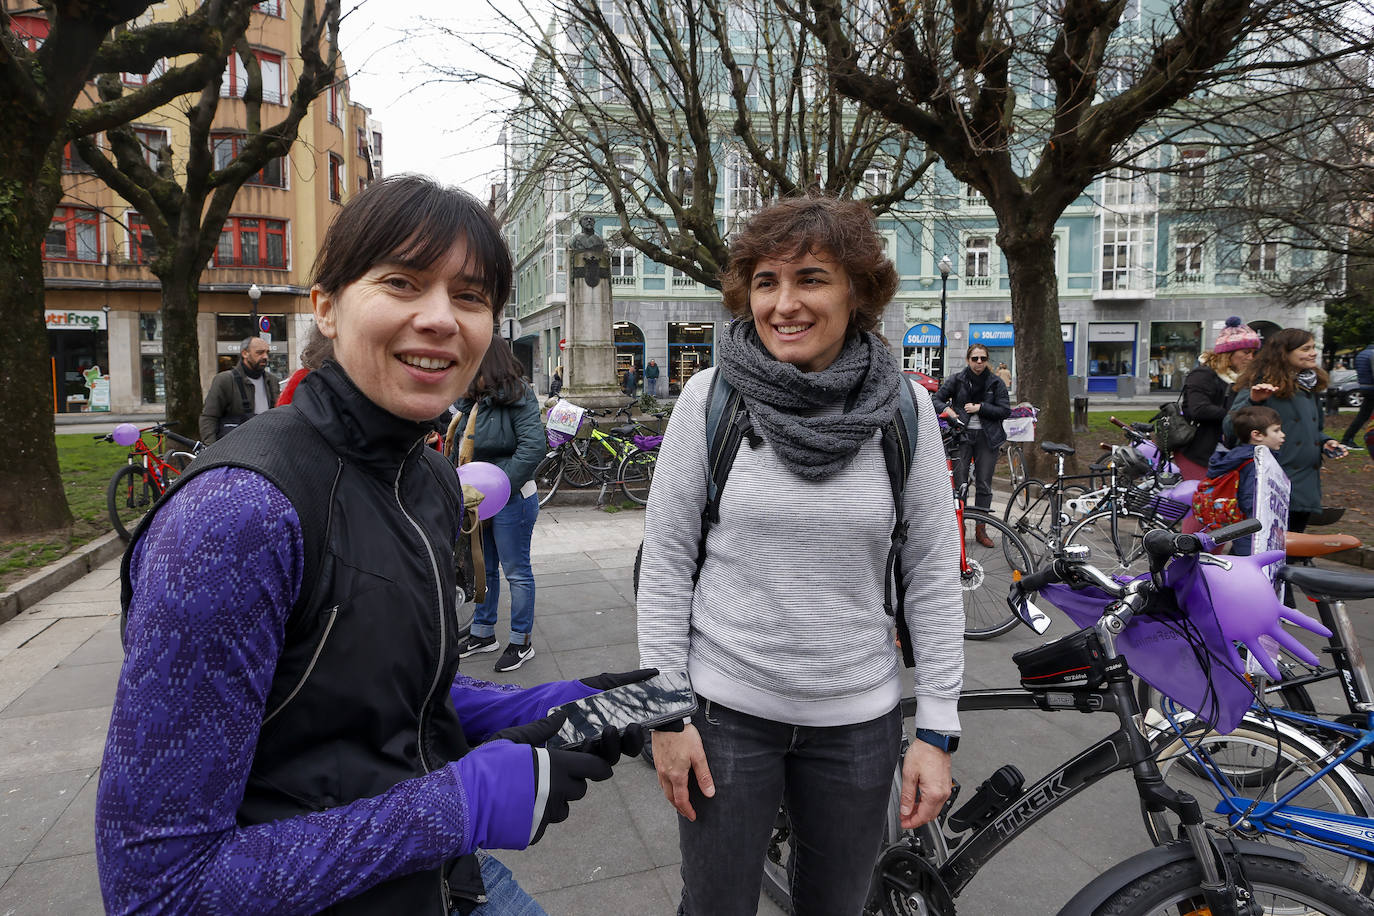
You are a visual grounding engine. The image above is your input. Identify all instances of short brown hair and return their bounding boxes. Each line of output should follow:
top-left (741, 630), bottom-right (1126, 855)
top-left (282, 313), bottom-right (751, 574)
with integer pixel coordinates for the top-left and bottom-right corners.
top-left (719, 196), bottom-right (897, 333)
top-left (1232, 405), bottom-right (1282, 443)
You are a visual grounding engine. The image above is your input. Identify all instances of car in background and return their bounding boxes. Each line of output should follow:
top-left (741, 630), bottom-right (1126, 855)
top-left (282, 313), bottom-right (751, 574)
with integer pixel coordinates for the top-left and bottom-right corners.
top-left (1328, 369), bottom-right (1367, 408)
top-left (903, 369), bottom-right (940, 392)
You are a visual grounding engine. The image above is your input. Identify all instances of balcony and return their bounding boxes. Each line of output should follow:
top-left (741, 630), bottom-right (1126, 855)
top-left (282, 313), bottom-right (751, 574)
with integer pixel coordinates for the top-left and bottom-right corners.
top-left (671, 275), bottom-right (698, 288)
top-left (611, 275), bottom-right (636, 288)
top-left (963, 275), bottom-right (994, 289)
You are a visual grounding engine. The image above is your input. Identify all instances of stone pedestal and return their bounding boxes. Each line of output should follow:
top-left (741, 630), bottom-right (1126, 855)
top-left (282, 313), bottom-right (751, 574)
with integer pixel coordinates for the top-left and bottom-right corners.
top-left (562, 217), bottom-right (622, 406)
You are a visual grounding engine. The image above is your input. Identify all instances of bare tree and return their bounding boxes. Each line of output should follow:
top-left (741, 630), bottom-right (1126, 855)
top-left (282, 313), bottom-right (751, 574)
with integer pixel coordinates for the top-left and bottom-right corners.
top-left (438, 0), bottom-right (937, 288)
top-left (791, 0), bottom-right (1374, 467)
top-left (0, 1), bottom-right (258, 535)
top-left (74, 0), bottom-right (342, 435)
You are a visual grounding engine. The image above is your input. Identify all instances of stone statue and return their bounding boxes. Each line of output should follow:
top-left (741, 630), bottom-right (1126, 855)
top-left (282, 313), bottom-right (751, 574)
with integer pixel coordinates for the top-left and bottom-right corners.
top-left (570, 216), bottom-right (611, 288)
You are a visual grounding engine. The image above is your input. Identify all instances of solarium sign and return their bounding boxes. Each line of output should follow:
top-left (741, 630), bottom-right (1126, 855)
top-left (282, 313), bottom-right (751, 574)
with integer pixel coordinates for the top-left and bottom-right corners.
top-left (46, 310), bottom-right (106, 331)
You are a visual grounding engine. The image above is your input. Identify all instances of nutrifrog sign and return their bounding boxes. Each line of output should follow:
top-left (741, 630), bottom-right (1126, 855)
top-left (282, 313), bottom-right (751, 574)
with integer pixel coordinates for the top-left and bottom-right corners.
top-left (1253, 445), bottom-right (1290, 580)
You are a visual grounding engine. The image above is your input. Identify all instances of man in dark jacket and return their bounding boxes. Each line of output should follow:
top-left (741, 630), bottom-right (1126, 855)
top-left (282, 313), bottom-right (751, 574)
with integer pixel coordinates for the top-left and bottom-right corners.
top-left (1339, 342), bottom-right (1373, 448)
top-left (644, 359), bottom-right (660, 397)
top-left (199, 337), bottom-right (280, 444)
top-left (622, 364), bottom-right (638, 397)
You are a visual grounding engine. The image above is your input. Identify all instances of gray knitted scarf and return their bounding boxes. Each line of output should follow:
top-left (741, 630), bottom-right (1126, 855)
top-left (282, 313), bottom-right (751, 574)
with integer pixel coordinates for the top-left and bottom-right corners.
top-left (716, 319), bottom-right (903, 480)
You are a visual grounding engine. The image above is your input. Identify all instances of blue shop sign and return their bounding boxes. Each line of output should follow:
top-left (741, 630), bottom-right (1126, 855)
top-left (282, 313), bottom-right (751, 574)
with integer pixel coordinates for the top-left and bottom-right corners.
top-left (903, 324), bottom-right (942, 347)
top-left (970, 323), bottom-right (1015, 346)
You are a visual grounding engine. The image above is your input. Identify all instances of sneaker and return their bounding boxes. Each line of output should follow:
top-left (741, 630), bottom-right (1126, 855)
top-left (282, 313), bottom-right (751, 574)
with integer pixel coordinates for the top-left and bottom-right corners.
top-left (494, 642), bottom-right (535, 672)
top-left (459, 634), bottom-right (498, 658)
top-left (1342, 441), bottom-right (1365, 450)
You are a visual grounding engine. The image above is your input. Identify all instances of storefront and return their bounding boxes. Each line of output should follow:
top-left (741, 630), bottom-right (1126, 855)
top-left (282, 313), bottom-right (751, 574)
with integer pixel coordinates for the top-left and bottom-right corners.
top-left (1062, 323), bottom-right (1076, 376)
top-left (215, 313), bottom-right (290, 378)
top-left (46, 309), bottom-right (109, 413)
top-left (667, 322), bottom-right (714, 395)
top-left (614, 321), bottom-right (645, 387)
top-left (1087, 322), bottom-right (1138, 393)
top-left (902, 323), bottom-right (943, 376)
top-left (1148, 321), bottom-right (1202, 392)
top-left (967, 323), bottom-right (1014, 373)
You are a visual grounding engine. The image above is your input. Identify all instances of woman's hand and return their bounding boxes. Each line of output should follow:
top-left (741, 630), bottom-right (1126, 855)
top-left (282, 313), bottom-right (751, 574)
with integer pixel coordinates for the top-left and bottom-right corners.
top-left (963, 402), bottom-right (980, 414)
top-left (652, 725), bottom-right (714, 821)
top-left (899, 740), bottom-right (952, 830)
top-left (940, 407), bottom-right (958, 420)
top-left (1323, 441), bottom-right (1349, 459)
top-left (1249, 382), bottom-right (1278, 402)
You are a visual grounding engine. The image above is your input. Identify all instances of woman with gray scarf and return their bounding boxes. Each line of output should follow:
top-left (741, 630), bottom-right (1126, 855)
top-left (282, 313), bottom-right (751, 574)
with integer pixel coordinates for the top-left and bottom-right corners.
top-left (636, 197), bottom-right (963, 916)
top-left (1224, 327), bottom-right (1349, 532)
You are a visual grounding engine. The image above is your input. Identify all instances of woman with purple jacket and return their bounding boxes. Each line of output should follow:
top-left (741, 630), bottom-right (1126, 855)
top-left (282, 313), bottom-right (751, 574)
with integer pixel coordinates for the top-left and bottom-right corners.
top-left (95, 176), bottom-right (648, 916)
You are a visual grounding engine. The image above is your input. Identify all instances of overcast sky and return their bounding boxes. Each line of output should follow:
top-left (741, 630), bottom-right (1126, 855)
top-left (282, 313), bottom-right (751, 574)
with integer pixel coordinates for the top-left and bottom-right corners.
top-left (340, 0), bottom-right (543, 197)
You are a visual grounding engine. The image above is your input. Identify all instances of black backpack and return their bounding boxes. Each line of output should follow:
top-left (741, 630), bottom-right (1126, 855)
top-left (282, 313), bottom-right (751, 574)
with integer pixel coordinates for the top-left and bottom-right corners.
top-left (634, 372), bottom-right (923, 667)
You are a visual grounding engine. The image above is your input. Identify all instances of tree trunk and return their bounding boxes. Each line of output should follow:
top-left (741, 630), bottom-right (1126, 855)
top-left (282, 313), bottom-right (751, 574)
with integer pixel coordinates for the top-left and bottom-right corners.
top-left (999, 225), bottom-right (1074, 479)
top-left (159, 262), bottom-right (204, 437)
top-left (0, 160), bottom-right (76, 535)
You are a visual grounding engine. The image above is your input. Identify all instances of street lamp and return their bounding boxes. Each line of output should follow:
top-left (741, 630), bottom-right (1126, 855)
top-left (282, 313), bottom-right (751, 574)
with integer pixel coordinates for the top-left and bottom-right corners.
top-left (938, 255), bottom-right (952, 380)
top-left (248, 283), bottom-right (262, 336)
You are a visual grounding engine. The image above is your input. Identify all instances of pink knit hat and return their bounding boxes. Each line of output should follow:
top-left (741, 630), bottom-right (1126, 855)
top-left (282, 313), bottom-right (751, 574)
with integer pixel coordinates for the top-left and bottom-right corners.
top-left (1214, 316), bottom-right (1261, 353)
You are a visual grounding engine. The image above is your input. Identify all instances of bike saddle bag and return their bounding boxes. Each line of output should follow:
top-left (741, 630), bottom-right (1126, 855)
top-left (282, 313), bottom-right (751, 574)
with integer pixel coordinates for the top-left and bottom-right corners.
top-left (1013, 627), bottom-right (1110, 692)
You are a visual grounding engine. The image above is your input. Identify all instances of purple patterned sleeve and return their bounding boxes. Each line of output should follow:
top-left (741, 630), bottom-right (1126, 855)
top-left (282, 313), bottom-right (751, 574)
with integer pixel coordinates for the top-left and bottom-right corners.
top-left (95, 468), bottom-right (491, 916)
top-left (450, 674), bottom-right (599, 743)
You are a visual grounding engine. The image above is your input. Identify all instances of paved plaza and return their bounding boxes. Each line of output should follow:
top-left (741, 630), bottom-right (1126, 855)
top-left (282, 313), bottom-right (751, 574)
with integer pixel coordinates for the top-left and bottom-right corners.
top-left (1, 502), bottom-right (1371, 915)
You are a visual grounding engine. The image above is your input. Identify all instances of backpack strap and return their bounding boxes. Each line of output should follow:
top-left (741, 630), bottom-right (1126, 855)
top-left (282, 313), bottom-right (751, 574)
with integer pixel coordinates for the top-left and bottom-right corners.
top-left (884, 380), bottom-right (920, 668)
top-left (693, 372), bottom-right (751, 585)
top-left (231, 366), bottom-right (254, 415)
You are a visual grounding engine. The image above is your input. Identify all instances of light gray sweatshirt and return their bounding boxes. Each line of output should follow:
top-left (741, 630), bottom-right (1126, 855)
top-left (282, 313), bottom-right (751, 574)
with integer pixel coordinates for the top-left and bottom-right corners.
top-left (637, 368), bottom-right (964, 733)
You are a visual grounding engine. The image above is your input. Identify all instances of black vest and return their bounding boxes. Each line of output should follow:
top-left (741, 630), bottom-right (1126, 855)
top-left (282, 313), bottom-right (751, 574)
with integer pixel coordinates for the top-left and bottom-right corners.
top-left (121, 362), bottom-right (483, 914)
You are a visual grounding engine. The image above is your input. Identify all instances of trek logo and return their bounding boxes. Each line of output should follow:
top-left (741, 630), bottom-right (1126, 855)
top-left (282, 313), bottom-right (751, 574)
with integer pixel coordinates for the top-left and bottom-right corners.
top-left (991, 773), bottom-right (1069, 839)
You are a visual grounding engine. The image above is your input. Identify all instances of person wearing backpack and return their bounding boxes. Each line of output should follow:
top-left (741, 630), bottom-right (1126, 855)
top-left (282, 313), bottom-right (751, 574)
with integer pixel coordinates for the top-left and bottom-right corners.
top-left (1196, 405), bottom-right (1286, 555)
top-left (636, 196), bottom-right (963, 916)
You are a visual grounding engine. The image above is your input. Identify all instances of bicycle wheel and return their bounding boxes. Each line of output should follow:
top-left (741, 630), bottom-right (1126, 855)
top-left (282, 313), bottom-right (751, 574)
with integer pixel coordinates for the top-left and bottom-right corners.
top-left (1095, 850), bottom-right (1374, 916)
top-left (961, 510), bottom-right (1035, 640)
top-left (618, 447), bottom-right (656, 506)
top-left (1006, 444), bottom-right (1027, 491)
top-left (1065, 507), bottom-right (1158, 579)
top-left (1003, 479), bottom-right (1051, 556)
top-left (582, 437), bottom-right (616, 475)
top-left (1137, 679), bottom-right (1316, 733)
top-left (108, 465), bottom-right (158, 541)
top-left (555, 441), bottom-right (597, 488)
top-left (1145, 721), bottom-right (1374, 896)
top-left (534, 454), bottom-right (563, 507)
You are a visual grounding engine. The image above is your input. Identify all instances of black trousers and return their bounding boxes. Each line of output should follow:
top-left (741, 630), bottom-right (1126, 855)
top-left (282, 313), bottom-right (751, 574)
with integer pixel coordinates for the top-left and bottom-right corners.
top-left (954, 434), bottom-right (1000, 511)
top-left (1340, 397), bottom-right (1373, 445)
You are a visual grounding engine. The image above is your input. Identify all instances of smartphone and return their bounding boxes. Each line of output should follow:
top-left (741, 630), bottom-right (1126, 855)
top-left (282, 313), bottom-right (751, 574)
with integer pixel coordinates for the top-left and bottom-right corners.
top-left (545, 668), bottom-right (698, 751)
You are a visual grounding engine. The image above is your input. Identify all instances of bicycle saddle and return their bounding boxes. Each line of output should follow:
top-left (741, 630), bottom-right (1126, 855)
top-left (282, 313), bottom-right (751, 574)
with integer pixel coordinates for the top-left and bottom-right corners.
top-left (1039, 441), bottom-right (1077, 456)
top-left (1278, 563), bottom-right (1374, 601)
top-left (1285, 532), bottom-right (1362, 559)
top-left (611, 424), bottom-right (638, 437)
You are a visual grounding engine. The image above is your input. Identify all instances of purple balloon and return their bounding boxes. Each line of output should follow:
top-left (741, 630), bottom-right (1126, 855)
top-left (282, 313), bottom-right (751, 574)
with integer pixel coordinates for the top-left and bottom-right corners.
top-left (457, 461), bottom-right (511, 520)
top-left (112, 423), bottom-right (141, 447)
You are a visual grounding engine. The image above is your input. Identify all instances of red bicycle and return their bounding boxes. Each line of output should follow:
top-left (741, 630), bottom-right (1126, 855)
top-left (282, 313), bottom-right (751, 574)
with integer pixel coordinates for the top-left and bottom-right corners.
top-left (99, 423), bottom-right (203, 541)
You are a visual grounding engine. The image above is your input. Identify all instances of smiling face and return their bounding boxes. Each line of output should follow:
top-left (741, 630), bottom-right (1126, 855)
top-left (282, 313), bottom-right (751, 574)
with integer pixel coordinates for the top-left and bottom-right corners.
top-left (749, 248), bottom-right (854, 373)
top-left (311, 238), bottom-right (494, 421)
top-left (1286, 338), bottom-right (1319, 371)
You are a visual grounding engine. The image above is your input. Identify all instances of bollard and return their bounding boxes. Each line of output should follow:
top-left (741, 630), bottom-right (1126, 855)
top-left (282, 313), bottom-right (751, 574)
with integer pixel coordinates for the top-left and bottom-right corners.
top-left (1072, 396), bottom-right (1090, 433)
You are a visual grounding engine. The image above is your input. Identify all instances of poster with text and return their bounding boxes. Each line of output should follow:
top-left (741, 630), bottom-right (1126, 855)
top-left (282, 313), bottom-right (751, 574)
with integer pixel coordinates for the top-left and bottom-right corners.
top-left (1253, 445), bottom-right (1290, 580)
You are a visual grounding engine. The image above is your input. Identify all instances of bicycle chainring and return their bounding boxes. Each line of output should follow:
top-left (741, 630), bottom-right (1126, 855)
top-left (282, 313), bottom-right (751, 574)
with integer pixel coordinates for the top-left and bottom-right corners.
top-left (867, 846), bottom-right (954, 916)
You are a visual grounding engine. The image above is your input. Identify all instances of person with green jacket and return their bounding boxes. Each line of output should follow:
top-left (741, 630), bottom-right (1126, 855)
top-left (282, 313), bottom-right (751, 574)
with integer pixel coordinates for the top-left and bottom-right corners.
top-left (1224, 327), bottom-right (1350, 532)
top-left (644, 359), bottom-right (660, 397)
top-left (453, 337), bottom-right (548, 671)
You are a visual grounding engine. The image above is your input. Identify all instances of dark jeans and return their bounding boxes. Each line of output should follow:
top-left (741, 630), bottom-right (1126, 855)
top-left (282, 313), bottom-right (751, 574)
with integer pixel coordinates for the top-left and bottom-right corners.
top-left (954, 433), bottom-right (1000, 511)
top-left (677, 699), bottom-right (900, 916)
top-left (1341, 397), bottom-right (1373, 445)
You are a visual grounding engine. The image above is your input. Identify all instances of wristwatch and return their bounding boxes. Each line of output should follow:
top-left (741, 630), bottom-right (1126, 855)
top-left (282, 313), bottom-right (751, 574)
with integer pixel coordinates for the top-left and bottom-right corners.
top-left (914, 728), bottom-right (960, 754)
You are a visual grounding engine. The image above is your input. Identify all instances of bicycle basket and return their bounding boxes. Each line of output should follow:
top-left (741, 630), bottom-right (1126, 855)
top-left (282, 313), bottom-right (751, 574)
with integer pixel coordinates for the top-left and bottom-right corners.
top-left (1124, 487), bottom-right (1192, 526)
top-left (1013, 627), bottom-right (1110, 692)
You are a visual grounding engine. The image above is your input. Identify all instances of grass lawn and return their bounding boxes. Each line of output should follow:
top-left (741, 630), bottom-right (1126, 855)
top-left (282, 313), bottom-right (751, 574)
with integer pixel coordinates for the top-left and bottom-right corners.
top-left (0, 436), bottom-right (130, 590)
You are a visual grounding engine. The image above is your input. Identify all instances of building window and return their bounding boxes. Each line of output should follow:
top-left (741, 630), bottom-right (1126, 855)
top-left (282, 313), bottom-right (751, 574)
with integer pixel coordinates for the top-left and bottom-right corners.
top-left (371, 131), bottom-right (383, 156)
top-left (62, 141), bottom-right (96, 174)
top-left (862, 164), bottom-right (891, 197)
top-left (12, 14), bottom-right (47, 51)
top-left (1174, 230), bottom-right (1205, 282)
top-left (1176, 147), bottom-right (1206, 198)
top-left (329, 154), bottom-right (344, 202)
top-left (727, 153), bottom-right (761, 214)
top-left (613, 150), bottom-right (638, 184)
top-left (121, 60), bottom-right (165, 88)
top-left (214, 217), bottom-right (288, 268)
top-left (963, 185), bottom-right (986, 207)
top-left (45, 207), bottom-right (102, 262)
top-left (127, 212), bottom-right (157, 263)
top-left (668, 322), bottom-right (714, 394)
top-left (327, 84), bottom-right (341, 125)
top-left (1100, 211), bottom-right (1156, 293)
top-left (1246, 239), bottom-right (1280, 278)
top-left (671, 157), bottom-right (695, 206)
top-left (964, 236), bottom-right (993, 288)
top-left (223, 49), bottom-right (284, 105)
top-left (671, 267), bottom-right (697, 288)
top-left (356, 128), bottom-right (369, 157)
top-left (132, 127), bottom-right (169, 169)
top-left (210, 133), bottom-right (286, 187)
top-left (610, 247), bottom-right (636, 287)
top-left (255, 0), bottom-right (283, 16)
top-left (597, 0), bottom-right (629, 34)
top-left (1149, 322), bottom-right (1202, 391)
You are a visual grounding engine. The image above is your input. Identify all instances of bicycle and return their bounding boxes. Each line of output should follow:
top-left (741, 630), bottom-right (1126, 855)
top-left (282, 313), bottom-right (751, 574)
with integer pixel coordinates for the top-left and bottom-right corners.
top-left (99, 422), bottom-right (202, 541)
top-left (940, 416), bottom-right (1038, 640)
top-left (762, 520), bottom-right (1374, 915)
top-left (534, 403), bottom-right (660, 507)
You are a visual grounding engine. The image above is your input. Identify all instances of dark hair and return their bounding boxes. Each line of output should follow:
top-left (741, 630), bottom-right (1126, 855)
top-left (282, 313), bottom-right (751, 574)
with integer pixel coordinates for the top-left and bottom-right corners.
top-left (311, 175), bottom-right (511, 317)
top-left (1236, 327), bottom-right (1328, 398)
top-left (464, 335), bottom-right (528, 405)
top-left (1232, 405), bottom-right (1282, 443)
top-left (719, 195), bottom-right (897, 333)
top-left (966, 344), bottom-right (990, 360)
top-left (299, 325), bottom-right (334, 370)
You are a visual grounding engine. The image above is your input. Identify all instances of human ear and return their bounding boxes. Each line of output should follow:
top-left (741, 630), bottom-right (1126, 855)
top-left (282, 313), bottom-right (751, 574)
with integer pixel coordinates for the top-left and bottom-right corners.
top-left (311, 286), bottom-right (338, 339)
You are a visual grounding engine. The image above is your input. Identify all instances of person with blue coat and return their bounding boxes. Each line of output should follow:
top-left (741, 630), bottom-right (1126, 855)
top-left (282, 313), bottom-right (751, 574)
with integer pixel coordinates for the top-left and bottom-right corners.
top-left (1339, 340), bottom-right (1373, 448)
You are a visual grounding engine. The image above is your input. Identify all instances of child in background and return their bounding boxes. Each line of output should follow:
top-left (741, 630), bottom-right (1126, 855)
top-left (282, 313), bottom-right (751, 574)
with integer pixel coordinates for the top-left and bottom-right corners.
top-left (1204, 405), bottom-right (1286, 556)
